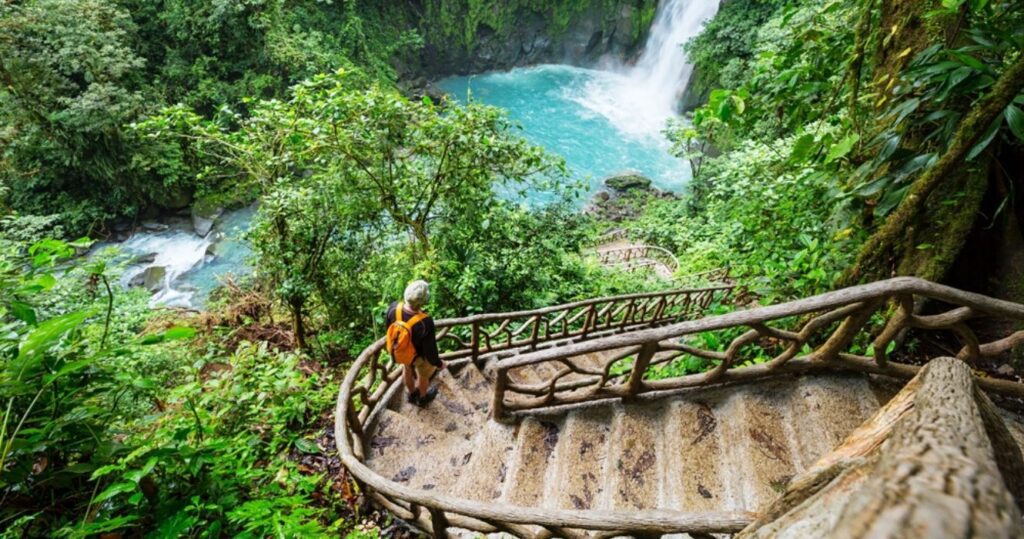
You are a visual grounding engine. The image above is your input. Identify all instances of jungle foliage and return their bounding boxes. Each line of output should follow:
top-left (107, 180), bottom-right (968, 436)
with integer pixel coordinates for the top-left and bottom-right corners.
top-left (650, 0), bottom-right (1024, 297)
top-left (4, 0), bottom-right (1024, 536)
top-left (0, 0), bottom-right (414, 235)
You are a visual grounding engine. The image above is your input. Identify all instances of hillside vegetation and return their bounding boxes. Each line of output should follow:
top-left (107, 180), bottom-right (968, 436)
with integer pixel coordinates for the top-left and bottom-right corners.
top-left (1, 0), bottom-right (1022, 536)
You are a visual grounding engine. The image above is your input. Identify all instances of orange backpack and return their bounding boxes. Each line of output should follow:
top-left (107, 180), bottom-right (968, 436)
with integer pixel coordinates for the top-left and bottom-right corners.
top-left (385, 302), bottom-right (428, 366)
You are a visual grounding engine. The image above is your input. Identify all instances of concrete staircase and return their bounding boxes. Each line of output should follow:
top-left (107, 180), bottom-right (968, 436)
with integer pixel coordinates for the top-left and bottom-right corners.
top-left (364, 353), bottom-right (897, 519)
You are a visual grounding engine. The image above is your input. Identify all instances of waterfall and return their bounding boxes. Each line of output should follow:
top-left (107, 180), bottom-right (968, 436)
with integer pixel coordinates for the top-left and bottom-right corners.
top-left (574, 0), bottom-right (720, 139)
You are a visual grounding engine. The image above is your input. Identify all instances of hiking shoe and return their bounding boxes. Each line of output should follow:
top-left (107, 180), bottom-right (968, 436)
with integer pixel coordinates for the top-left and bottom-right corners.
top-left (406, 390), bottom-right (420, 405)
top-left (415, 387), bottom-right (438, 407)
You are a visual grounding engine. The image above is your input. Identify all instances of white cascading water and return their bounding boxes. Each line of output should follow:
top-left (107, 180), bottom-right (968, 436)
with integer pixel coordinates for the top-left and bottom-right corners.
top-left (118, 231), bottom-right (212, 307)
top-left (574, 0), bottom-right (720, 139)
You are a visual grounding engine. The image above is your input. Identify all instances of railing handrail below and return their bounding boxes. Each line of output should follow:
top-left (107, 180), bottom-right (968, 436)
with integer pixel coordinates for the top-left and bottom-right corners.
top-left (494, 276), bottom-right (1024, 370)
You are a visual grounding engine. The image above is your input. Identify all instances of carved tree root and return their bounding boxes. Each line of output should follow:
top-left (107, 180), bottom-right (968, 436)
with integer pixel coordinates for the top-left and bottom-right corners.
top-left (739, 358), bottom-right (1024, 538)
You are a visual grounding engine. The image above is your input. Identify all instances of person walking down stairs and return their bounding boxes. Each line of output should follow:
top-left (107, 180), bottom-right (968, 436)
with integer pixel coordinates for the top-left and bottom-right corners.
top-left (385, 280), bottom-right (444, 407)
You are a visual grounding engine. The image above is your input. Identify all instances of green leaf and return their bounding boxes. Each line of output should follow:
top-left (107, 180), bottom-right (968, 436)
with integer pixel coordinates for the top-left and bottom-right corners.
top-left (93, 481), bottom-right (137, 504)
top-left (150, 511), bottom-right (197, 539)
top-left (139, 334), bottom-right (164, 345)
top-left (789, 134), bottom-right (816, 164)
top-left (876, 185), bottom-right (911, 216)
top-left (1005, 104), bottom-right (1024, 142)
top-left (294, 438), bottom-right (321, 454)
top-left (163, 327), bottom-right (197, 341)
top-left (44, 359), bottom-right (94, 383)
top-left (853, 176), bottom-right (892, 197)
top-left (9, 301), bottom-right (37, 326)
top-left (18, 310), bottom-right (92, 361)
top-left (967, 118), bottom-right (1000, 160)
top-left (824, 133), bottom-right (860, 164)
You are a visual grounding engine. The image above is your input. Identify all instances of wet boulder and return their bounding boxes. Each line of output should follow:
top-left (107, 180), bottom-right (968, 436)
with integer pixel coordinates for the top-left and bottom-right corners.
top-left (129, 266), bottom-right (167, 293)
top-left (192, 206), bottom-right (223, 237)
top-left (604, 171), bottom-right (652, 193)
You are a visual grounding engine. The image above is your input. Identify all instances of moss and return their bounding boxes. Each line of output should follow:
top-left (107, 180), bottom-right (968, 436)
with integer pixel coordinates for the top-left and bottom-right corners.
top-left (421, 0), bottom-right (656, 51)
top-left (841, 53), bottom-right (1024, 286)
top-left (631, 3), bottom-right (657, 41)
top-left (895, 164), bottom-right (988, 282)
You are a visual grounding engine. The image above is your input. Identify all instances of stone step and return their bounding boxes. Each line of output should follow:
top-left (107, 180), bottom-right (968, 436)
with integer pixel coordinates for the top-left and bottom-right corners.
top-left (545, 406), bottom-right (614, 510)
top-left (793, 373), bottom-right (881, 451)
top-left (602, 401), bottom-right (667, 510)
top-left (774, 375), bottom-right (872, 471)
top-left (718, 385), bottom-right (801, 509)
top-left (365, 409), bottom-right (474, 492)
top-left (392, 370), bottom-right (482, 445)
top-left (362, 362), bottom-right (891, 521)
top-left (451, 419), bottom-right (519, 502)
top-left (662, 393), bottom-right (737, 512)
top-left (501, 416), bottom-right (563, 506)
top-left (449, 364), bottom-right (493, 415)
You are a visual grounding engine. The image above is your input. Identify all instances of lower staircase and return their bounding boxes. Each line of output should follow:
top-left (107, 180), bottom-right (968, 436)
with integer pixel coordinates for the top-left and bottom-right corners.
top-left (368, 363), bottom-right (892, 516)
top-left (336, 277), bottom-right (1024, 537)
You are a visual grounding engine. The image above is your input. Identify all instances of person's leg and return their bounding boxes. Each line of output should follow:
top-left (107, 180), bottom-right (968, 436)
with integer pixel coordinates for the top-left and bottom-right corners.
top-left (414, 359), bottom-right (437, 398)
top-left (417, 370), bottom-right (430, 397)
top-left (402, 363), bottom-right (415, 394)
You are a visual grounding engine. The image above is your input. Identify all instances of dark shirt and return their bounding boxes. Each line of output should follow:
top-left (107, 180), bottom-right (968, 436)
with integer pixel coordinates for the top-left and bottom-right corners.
top-left (385, 301), bottom-right (441, 367)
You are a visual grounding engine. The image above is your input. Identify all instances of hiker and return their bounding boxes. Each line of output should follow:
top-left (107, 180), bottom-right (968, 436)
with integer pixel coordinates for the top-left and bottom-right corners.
top-left (385, 280), bottom-right (444, 407)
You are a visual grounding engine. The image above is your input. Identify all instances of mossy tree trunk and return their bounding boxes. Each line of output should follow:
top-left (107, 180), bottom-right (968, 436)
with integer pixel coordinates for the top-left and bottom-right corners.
top-left (840, 53), bottom-right (1024, 286)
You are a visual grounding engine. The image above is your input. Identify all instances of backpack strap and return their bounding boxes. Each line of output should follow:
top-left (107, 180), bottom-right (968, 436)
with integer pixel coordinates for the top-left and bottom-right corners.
top-left (406, 311), bottom-right (428, 328)
top-left (395, 302), bottom-right (428, 328)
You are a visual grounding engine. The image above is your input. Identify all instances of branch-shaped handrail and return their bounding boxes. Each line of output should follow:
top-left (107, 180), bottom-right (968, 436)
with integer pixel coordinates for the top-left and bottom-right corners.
top-left (676, 265), bottom-right (733, 285)
top-left (490, 277), bottom-right (1024, 419)
top-left (334, 284), bottom-right (739, 537)
top-left (433, 284), bottom-right (734, 365)
top-left (595, 244), bottom-right (680, 275)
top-left (335, 276), bottom-right (1024, 537)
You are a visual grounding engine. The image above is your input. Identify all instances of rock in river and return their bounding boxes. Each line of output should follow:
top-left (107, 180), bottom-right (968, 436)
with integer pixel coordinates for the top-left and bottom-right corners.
top-left (192, 206), bottom-right (224, 237)
top-left (604, 171), bottom-right (652, 193)
top-left (129, 266), bottom-right (167, 293)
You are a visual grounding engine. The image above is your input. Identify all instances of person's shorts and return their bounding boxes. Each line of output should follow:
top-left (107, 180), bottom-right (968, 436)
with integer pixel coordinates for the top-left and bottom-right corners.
top-left (410, 357), bottom-right (437, 380)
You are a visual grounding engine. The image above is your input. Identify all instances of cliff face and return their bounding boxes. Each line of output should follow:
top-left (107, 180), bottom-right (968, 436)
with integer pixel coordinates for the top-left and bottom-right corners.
top-left (400, 1), bottom-right (657, 78)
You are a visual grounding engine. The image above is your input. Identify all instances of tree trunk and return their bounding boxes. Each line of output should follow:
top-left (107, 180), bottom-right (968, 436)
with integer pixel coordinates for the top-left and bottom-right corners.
top-left (290, 298), bottom-right (308, 350)
top-left (846, 0), bottom-right (877, 135)
top-left (410, 220), bottom-right (430, 261)
top-left (738, 357), bottom-right (1024, 538)
top-left (840, 53), bottom-right (1024, 286)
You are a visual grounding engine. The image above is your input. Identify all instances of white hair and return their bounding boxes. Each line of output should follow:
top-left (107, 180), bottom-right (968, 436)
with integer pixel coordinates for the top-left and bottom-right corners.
top-left (404, 280), bottom-right (430, 310)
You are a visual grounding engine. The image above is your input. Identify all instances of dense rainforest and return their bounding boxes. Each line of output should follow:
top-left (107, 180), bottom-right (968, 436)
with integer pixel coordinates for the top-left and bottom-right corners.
top-left (1, 0), bottom-right (1022, 536)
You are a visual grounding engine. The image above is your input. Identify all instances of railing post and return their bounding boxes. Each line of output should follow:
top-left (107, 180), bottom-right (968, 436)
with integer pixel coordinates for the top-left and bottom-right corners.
top-left (428, 507), bottom-right (448, 538)
top-left (491, 368), bottom-right (509, 423)
top-left (625, 342), bottom-right (658, 397)
top-left (470, 320), bottom-right (481, 368)
top-left (529, 315), bottom-right (541, 350)
top-left (582, 306), bottom-right (596, 339)
top-left (650, 296), bottom-right (668, 324)
top-left (621, 298), bottom-right (636, 328)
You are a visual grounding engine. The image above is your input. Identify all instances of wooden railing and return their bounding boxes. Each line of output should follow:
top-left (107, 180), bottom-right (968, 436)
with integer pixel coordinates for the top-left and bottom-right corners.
top-left (595, 244), bottom-right (680, 275)
top-left (491, 277), bottom-right (1024, 419)
top-left (433, 285), bottom-right (735, 367)
top-left (334, 285), bottom-right (742, 537)
top-left (336, 277), bottom-right (1024, 536)
top-left (676, 265), bottom-right (733, 286)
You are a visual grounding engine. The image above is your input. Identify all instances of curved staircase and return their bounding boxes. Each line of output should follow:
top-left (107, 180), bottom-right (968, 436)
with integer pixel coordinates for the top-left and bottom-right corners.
top-left (368, 366), bottom-right (891, 514)
top-left (336, 278), bottom-right (1024, 537)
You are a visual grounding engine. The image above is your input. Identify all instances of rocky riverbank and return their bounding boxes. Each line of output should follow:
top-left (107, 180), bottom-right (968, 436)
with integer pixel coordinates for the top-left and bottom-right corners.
top-left (585, 171), bottom-right (677, 221)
